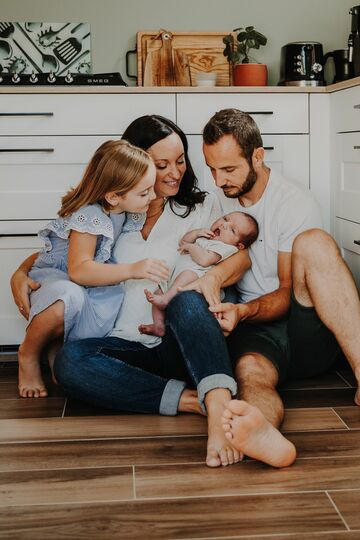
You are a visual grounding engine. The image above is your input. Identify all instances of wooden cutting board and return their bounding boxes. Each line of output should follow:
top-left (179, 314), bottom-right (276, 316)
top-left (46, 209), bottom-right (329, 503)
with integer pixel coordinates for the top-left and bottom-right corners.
top-left (137, 31), bottom-right (233, 86)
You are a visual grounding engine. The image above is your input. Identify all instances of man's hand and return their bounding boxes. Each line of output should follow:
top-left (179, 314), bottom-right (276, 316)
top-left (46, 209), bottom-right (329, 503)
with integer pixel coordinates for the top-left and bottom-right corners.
top-left (209, 302), bottom-right (252, 336)
top-left (179, 273), bottom-right (222, 306)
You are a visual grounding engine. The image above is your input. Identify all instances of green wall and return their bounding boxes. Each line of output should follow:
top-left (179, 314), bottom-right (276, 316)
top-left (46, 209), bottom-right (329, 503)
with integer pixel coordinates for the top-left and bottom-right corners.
top-left (0, 0), bottom-right (356, 85)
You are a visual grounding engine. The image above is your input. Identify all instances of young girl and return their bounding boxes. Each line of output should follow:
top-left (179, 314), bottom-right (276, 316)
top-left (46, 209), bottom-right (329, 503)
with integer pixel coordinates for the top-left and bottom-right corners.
top-left (18, 139), bottom-right (170, 399)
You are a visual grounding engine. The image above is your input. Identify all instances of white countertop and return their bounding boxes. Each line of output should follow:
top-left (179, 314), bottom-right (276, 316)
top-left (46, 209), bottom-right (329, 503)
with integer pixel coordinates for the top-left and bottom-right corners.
top-left (0, 76), bottom-right (359, 94)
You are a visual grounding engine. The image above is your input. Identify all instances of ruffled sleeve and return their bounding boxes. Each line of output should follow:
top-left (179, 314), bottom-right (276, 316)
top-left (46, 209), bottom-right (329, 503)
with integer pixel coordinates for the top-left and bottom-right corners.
top-left (122, 212), bottom-right (146, 233)
top-left (38, 204), bottom-right (116, 263)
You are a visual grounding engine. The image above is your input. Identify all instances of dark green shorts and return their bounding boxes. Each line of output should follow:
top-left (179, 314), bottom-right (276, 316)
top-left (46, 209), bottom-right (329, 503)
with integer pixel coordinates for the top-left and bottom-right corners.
top-left (226, 293), bottom-right (341, 384)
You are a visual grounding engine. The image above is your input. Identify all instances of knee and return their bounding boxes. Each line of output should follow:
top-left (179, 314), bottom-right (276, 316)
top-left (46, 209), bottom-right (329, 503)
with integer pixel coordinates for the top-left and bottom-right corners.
top-left (235, 354), bottom-right (278, 387)
top-left (292, 228), bottom-right (340, 263)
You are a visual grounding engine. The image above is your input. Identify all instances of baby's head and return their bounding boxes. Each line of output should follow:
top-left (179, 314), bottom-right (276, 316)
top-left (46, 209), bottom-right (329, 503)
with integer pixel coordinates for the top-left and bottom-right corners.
top-left (210, 211), bottom-right (259, 249)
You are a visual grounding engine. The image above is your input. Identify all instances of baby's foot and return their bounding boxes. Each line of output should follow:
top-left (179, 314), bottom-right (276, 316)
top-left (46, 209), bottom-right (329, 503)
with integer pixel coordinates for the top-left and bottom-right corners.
top-left (18, 354), bottom-right (48, 398)
top-left (138, 323), bottom-right (166, 337)
top-left (221, 400), bottom-right (296, 468)
top-left (144, 289), bottom-right (168, 311)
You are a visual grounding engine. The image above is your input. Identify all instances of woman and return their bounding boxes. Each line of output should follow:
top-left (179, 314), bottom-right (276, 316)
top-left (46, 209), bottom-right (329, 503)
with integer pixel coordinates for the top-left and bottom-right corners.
top-left (11, 115), bottom-right (250, 467)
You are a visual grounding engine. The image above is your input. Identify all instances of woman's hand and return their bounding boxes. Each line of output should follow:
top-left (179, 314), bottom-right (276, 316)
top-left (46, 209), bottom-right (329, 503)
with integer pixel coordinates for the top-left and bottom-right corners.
top-left (10, 271), bottom-right (40, 320)
top-left (130, 258), bottom-right (170, 283)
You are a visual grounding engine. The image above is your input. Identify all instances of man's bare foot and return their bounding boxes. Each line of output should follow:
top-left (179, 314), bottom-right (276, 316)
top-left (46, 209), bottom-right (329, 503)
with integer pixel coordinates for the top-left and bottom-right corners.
top-left (138, 323), bottom-right (166, 337)
top-left (178, 389), bottom-right (205, 415)
top-left (18, 354), bottom-right (48, 398)
top-left (221, 400), bottom-right (296, 468)
top-left (144, 289), bottom-right (168, 311)
top-left (206, 388), bottom-right (243, 468)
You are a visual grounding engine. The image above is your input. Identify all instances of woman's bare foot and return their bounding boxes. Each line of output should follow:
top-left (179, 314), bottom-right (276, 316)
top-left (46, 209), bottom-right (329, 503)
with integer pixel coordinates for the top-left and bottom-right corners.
top-left (138, 323), bottom-right (166, 337)
top-left (205, 389), bottom-right (243, 468)
top-left (178, 389), bottom-right (205, 415)
top-left (221, 400), bottom-right (296, 468)
top-left (144, 289), bottom-right (168, 311)
top-left (18, 353), bottom-right (48, 398)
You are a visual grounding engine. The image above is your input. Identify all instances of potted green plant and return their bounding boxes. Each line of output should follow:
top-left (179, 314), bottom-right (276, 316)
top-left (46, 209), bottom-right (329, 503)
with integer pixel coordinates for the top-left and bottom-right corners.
top-left (223, 26), bottom-right (268, 86)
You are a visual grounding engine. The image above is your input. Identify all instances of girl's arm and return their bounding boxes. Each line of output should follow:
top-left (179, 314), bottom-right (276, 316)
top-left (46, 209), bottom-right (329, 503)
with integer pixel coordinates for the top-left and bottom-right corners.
top-left (10, 252), bottom-right (41, 320)
top-left (68, 231), bottom-right (170, 286)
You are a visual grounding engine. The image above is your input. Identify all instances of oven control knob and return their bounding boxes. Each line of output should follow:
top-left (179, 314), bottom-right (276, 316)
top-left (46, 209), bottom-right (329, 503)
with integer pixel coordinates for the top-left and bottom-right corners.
top-left (297, 55), bottom-right (302, 60)
top-left (29, 71), bottom-right (38, 84)
top-left (312, 62), bottom-right (323, 74)
top-left (12, 73), bottom-right (20, 84)
top-left (47, 71), bottom-right (56, 84)
top-left (65, 71), bottom-right (74, 84)
top-left (0, 74), bottom-right (3, 84)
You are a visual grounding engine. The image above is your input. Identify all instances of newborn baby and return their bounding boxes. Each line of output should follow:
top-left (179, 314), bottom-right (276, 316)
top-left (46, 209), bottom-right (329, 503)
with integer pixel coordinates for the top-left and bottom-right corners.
top-left (139, 211), bottom-right (259, 337)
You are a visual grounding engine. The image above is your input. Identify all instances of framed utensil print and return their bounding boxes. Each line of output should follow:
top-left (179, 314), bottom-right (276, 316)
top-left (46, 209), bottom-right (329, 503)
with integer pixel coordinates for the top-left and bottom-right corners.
top-left (0, 22), bottom-right (92, 74)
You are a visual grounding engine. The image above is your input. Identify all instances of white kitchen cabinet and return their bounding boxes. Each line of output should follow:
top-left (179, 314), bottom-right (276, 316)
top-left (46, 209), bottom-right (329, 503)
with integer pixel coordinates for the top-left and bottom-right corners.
top-left (0, 94), bottom-right (176, 135)
top-left (177, 93), bottom-right (309, 134)
top-left (334, 133), bottom-right (360, 223)
top-left (331, 85), bottom-right (360, 290)
top-left (332, 85), bottom-right (360, 133)
top-left (335, 218), bottom-right (360, 291)
top-left (0, 235), bottom-right (43, 345)
top-left (0, 135), bottom-right (119, 220)
top-left (187, 134), bottom-right (309, 192)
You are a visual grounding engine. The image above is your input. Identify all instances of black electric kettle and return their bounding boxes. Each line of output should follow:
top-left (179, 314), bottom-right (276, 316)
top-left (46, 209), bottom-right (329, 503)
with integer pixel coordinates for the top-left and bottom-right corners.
top-left (323, 49), bottom-right (353, 83)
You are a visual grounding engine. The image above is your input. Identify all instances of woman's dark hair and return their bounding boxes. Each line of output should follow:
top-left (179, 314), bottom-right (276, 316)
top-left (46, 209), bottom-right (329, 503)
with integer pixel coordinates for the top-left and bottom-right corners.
top-left (122, 115), bottom-right (206, 217)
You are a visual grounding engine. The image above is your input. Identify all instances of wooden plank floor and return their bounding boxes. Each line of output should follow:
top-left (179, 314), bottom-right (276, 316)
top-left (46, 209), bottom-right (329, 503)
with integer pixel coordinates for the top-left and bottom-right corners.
top-left (1, 356), bottom-right (360, 539)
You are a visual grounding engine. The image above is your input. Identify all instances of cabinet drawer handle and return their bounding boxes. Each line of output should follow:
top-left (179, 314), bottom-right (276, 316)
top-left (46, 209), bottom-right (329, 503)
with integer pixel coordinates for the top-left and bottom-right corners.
top-left (0, 112), bottom-right (54, 117)
top-left (0, 234), bottom-right (38, 238)
top-left (354, 104), bottom-right (360, 109)
top-left (354, 146), bottom-right (360, 150)
top-left (0, 148), bottom-right (54, 153)
top-left (264, 146), bottom-right (274, 150)
top-left (354, 240), bottom-right (360, 246)
top-left (245, 111), bottom-right (273, 115)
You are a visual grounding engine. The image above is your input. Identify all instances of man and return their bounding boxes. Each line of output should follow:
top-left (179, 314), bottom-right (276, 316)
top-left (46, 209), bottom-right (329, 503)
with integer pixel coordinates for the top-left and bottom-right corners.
top-left (184, 108), bottom-right (360, 468)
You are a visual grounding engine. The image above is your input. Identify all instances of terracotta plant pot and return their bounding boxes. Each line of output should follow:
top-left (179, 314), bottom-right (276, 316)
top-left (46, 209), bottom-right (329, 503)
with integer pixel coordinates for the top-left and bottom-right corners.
top-left (233, 63), bottom-right (268, 86)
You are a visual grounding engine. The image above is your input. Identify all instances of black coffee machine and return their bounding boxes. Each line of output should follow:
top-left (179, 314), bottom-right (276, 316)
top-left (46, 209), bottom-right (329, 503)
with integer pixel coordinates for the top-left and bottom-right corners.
top-left (348, 5), bottom-right (360, 77)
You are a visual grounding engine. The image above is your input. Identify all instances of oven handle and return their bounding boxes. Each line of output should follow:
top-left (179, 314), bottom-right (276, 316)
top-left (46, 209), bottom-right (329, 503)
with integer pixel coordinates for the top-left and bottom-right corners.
top-left (245, 111), bottom-right (274, 115)
top-left (0, 112), bottom-right (54, 117)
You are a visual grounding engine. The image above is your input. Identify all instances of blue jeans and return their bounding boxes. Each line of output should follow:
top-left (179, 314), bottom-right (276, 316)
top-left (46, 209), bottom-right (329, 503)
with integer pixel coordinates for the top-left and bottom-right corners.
top-left (54, 291), bottom-right (237, 415)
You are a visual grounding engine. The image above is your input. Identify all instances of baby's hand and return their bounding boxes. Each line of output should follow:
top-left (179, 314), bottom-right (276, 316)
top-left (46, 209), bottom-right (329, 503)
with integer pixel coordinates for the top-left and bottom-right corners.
top-left (178, 242), bottom-right (192, 255)
top-left (197, 228), bottom-right (215, 239)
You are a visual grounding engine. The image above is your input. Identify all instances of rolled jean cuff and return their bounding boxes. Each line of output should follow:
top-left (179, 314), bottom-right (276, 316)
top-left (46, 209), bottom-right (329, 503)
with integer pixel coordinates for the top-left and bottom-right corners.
top-left (159, 379), bottom-right (187, 416)
top-left (198, 374), bottom-right (237, 413)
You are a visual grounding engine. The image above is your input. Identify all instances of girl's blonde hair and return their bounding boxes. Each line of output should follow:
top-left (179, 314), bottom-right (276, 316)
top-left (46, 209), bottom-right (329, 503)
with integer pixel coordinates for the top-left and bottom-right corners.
top-left (59, 139), bottom-right (151, 217)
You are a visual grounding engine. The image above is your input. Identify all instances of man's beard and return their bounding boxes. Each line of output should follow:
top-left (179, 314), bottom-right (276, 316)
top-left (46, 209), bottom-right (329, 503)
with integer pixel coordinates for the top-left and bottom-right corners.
top-left (222, 166), bottom-right (257, 199)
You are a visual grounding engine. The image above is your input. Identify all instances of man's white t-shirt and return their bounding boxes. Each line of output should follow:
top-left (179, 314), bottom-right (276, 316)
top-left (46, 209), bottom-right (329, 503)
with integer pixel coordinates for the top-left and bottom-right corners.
top-left (217, 169), bottom-right (323, 303)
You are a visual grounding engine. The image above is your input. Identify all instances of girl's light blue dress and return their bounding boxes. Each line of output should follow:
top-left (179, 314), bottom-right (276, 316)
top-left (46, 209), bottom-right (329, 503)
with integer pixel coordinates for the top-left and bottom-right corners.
top-left (28, 204), bottom-right (144, 342)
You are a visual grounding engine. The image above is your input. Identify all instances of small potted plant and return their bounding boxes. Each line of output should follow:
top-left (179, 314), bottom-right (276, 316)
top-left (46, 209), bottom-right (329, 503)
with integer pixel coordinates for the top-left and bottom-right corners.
top-left (223, 26), bottom-right (268, 86)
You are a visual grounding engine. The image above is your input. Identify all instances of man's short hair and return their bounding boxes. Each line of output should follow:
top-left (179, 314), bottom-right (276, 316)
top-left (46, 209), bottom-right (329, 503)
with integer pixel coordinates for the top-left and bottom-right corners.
top-left (203, 109), bottom-right (263, 165)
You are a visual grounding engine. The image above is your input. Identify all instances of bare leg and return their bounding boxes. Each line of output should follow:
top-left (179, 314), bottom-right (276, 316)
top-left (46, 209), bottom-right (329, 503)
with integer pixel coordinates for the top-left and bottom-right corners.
top-left (139, 270), bottom-right (198, 337)
top-left (18, 301), bottom-right (64, 398)
top-left (205, 387), bottom-right (243, 468)
top-left (292, 229), bottom-right (360, 405)
top-left (222, 353), bottom-right (296, 468)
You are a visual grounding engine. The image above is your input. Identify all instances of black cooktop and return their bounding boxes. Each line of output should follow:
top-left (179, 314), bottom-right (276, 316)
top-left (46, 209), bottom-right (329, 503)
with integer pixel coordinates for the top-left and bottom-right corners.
top-left (0, 71), bottom-right (127, 86)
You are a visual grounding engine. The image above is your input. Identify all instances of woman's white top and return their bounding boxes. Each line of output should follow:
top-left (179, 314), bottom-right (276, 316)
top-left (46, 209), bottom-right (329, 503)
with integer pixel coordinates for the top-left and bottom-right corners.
top-left (111, 193), bottom-right (221, 347)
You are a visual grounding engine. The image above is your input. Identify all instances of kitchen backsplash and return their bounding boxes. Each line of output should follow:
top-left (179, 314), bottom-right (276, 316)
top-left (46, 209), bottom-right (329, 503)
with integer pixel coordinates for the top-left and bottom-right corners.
top-left (0, 21), bottom-right (92, 75)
